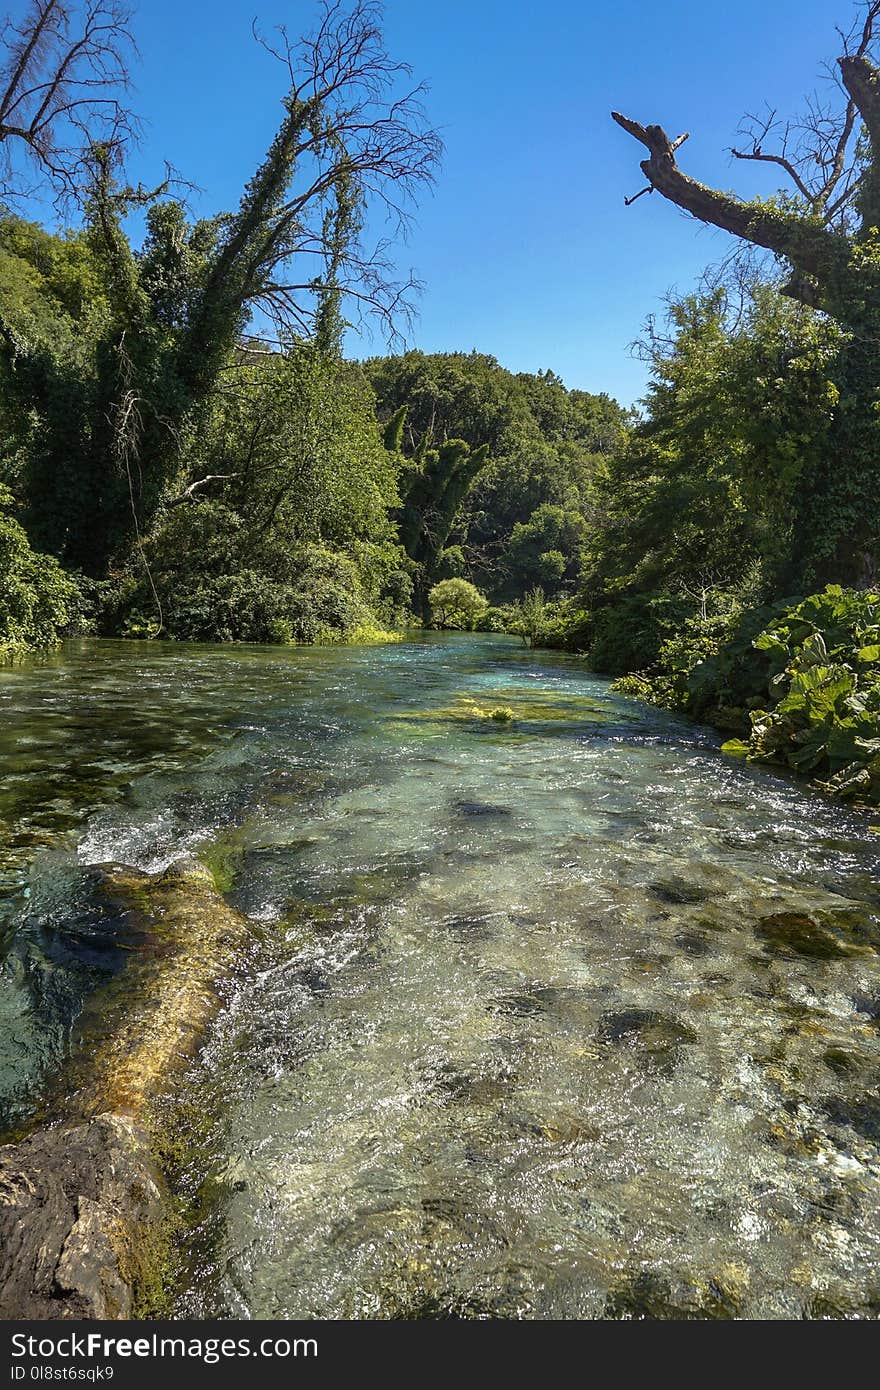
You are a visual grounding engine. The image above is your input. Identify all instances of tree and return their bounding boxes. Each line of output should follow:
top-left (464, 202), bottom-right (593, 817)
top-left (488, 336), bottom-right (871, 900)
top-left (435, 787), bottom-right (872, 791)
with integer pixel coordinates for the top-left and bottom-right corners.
top-left (394, 429), bottom-right (491, 618)
top-left (367, 350), bottom-right (628, 601)
top-left (509, 587), bottom-right (547, 647)
top-left (507, 502), bottom-right (585, 594)
top-left (428, 577), bottom-right (487, 630)
top-left (571, 283), bottom-right (841, 675)
top-left (0, 0), bottom-right (136, 206)
top-left (0, 0), bottom-right (440, 575)
top-left (612, 1), bottom-right (880, 587)
top-left (0, 484), bottom-right (77, 653)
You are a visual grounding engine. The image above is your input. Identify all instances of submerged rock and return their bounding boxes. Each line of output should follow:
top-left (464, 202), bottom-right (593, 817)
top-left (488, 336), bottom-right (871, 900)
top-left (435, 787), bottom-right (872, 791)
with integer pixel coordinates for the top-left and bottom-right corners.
top-left (674, 930), bottom-right (712, 956)
top-left (602, 1268), bottom-right (743, 1320)
top-left (821, 1094), bottom-right (880, 1144)
top-left (596, 1008), bottom-right (697, 1073)
top-left (755, 911), bottom-right (867, 960)
top-left (0, 1113), bottom-right (164, 1319)
top-left (454, 800), bottom-right (513, 818)
top-left (805, 1288), bottom-right (880, 1320)
top-left (649, 875), bottom-right (715, 906)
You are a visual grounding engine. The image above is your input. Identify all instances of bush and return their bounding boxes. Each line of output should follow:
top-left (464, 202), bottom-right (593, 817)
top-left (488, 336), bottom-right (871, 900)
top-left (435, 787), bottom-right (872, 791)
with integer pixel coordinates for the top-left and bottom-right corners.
top-left (720, 586), bottom-right (880, 803)
top-left (474, 605), bottom-right (511, 633)
top-left (110, 542), bottom-right (394, 646)
top-left (508, 587), bottom-right (547, 647)
top-left (578, 592), bottom-right (693, 675)
top-left (428, 577), bottom-right (488, 630)
top-left (0, 490), bottom-right (79, 654)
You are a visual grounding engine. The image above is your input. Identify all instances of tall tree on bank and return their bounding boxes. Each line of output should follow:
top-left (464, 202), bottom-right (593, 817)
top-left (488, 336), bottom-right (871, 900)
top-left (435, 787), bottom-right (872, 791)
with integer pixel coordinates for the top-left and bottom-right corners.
top-left (0, 0), bottom-right (440, 574)
top-left (613, 1), bottom-right (880, 588)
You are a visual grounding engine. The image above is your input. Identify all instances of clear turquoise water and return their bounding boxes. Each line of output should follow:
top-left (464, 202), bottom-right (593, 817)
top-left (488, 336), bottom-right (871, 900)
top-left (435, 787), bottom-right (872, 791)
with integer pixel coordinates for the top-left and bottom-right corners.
top-left (2, 634), bottom-right (879, 1318)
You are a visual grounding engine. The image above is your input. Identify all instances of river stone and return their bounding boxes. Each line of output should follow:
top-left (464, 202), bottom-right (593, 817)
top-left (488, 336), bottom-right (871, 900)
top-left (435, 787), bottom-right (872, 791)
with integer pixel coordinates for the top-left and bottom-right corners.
top-left (0, 856), bottom-right (252, 1319)
top-left (0, 1112), bottom-right (164, 1319)
top-left (821, 1094), bottom-right (880, 1143)
top-left (755, 912), bottom-right (857, 959)
top-left (602, 1268), bottom-right (741, 1320)
top-left (453, 799), bottom-right (512, 817)
top-left (596, 1008), bottom-right (697, 1073)
top-left (674, 930), bottom-right (712, 956)
top-left (649, 875), bottom-right (715, 905)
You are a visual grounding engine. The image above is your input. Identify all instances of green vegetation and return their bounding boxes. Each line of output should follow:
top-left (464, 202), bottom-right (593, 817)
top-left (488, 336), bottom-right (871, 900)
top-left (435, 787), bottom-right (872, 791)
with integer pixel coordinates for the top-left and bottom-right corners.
top-left (549, 275), bottom-right (880, 805)
top-left (0, 486), bottom-right (79, 656)
top-left (428, 577), bottom-right (488, 630)
top-left (720, 589), bottom-right (880, 801)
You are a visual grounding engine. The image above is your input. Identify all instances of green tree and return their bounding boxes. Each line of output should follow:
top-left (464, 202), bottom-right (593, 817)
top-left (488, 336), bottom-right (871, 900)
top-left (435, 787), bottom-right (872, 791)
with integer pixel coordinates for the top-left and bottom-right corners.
top-left (507, 503), bottom-right (585, 594)
top-left (367, 350), bottom-right (628, 602)
top-left (109, 340), bottom-right (409, 642)
top-left (392, 427), bottom-right (491, 618)
top-left (428, 577), bottom-right (488, 630)
top-left (509, 587), bottom-right (547, 647)
top-left (0, 1), bottom-right (439, 575)
top-left (613, 2), bottom-right (880, 585)
top-left (573, 283), bottom-right (839, 673)
top-left (0, 486), bottom-right (78, 654)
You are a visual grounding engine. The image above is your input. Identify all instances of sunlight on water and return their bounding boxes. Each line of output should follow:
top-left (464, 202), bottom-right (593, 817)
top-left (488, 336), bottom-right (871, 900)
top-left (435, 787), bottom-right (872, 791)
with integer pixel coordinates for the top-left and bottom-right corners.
top-left (2, 634), bottom-right (879, 1318)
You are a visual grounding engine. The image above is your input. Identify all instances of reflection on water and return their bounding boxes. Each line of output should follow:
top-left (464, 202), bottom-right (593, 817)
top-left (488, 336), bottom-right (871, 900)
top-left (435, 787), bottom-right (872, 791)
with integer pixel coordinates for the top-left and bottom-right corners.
top-left (2, 634), bottom-right (879, 1318)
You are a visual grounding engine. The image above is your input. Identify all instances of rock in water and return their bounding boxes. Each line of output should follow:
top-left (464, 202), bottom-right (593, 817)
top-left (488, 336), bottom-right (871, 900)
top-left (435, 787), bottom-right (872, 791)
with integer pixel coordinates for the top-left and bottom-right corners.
top-left (0, 857), bottom-right (251, 1319)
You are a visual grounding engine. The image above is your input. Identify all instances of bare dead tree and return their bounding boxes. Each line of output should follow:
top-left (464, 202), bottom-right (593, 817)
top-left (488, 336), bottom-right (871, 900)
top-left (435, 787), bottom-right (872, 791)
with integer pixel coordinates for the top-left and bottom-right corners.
top-left (0, 0), bottom-right (137, 206)
top-left (728, 3), bottom-right (880, 233)
top-left (611, 2), bottom-right (880, 310)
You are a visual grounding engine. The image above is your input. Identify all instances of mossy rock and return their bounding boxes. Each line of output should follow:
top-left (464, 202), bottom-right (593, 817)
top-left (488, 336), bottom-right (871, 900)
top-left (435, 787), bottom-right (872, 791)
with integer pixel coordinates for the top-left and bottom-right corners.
top-left (674, 930), bottom-right (712, 956)
top-left (649, 875), bottom-right (715, 906)
top-left (821, 1093), bottom-right (880, 1143)
top-left (805, 1288), bottom-right (880, 1319)
top-left (755, 911), bottom-right (874, 960)
top-left (0, 856), bottom-right (253, 1319)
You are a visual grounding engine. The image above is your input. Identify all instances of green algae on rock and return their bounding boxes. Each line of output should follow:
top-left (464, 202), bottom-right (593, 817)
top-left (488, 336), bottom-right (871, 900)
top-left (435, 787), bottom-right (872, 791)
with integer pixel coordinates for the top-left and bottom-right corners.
top-left (755, 910), bottom-right (879, 960)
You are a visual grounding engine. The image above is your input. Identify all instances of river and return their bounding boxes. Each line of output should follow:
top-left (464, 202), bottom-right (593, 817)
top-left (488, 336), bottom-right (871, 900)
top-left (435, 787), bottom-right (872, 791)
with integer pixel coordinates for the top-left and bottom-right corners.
top-left (1, 633), bottom-right (879, 1318)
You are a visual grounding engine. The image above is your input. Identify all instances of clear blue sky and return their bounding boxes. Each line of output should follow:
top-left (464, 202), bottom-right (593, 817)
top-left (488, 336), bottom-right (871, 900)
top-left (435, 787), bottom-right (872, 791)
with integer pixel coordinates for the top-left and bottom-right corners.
top-left (117, 0), bottom-right (839, 403)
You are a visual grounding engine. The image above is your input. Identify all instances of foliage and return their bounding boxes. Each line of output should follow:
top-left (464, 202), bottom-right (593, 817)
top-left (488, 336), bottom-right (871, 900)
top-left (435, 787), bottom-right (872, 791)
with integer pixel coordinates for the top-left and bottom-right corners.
top-left (367, 351), bottom-right (628, 602)
top-left (613, 11), bottom-right (880, 587)
top-left (560, 284), bottom-right (841, 698)
top-left (0, 2), bottom-right (439, 576)
top-left (428, 577), bottom-right (488, 630)
top-left (720, 587), bottom-right (880, 802)
top-left (507, 503), bottom-right (585, 593)
top-left (0, 487), bottom-right (79, 654)
top-left (508, 588), bottom-right (548, 647)
top-left (111, 545), bottom-right (392, 646)
top-left (394, 431), bottom-right (491, 616)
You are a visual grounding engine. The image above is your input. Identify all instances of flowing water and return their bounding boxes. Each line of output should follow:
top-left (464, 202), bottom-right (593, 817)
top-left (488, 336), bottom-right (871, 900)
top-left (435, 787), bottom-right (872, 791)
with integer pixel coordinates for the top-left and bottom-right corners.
top-left (2, 633), bottom-right (880, 1319)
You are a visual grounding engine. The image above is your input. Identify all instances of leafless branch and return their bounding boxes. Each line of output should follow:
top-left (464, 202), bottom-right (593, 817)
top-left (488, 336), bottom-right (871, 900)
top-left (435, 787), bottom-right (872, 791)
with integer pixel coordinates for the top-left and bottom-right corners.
top-left (0, 0), bottom-right (138, 208)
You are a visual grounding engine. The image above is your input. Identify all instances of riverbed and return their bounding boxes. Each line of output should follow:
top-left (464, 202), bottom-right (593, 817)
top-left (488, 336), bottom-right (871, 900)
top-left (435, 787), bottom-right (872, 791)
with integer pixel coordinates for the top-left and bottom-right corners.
top-left (1, 634), bottom-right (879, 1318)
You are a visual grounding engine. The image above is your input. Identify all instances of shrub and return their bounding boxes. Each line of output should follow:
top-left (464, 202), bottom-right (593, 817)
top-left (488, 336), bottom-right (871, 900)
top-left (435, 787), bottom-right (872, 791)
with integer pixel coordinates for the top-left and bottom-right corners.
top-left (0, 490), bottom-right (79, 654)
top-left (508, 587), bottom-right (548, 647)
top-left (720, 586), bottom-right (880, 802)
top-left (112, 543), bottom-right (392, 646)
top-left (474, 605), bottom-right (511, 633)
top-left (428, 577), bottom-right (488, 630)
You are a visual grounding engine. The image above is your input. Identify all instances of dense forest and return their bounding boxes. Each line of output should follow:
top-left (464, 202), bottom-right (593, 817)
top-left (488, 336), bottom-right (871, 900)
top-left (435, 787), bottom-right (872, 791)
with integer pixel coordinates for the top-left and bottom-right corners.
top-left (0, 0), bottom-right (878, 805)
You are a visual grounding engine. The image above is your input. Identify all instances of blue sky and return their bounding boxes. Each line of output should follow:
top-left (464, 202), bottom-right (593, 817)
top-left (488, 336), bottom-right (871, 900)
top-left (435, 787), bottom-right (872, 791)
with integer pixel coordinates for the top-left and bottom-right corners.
top-left (118, 0), bottom-right (840, 403)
